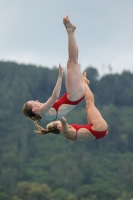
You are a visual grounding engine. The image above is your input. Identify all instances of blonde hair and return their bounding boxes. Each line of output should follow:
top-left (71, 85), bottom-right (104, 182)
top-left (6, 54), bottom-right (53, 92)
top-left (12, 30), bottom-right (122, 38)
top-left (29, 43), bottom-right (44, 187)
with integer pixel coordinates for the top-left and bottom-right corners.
top-left (34, 121), bottom-right (60, 135)
top-left (22, 102), bottom-right (41, 121)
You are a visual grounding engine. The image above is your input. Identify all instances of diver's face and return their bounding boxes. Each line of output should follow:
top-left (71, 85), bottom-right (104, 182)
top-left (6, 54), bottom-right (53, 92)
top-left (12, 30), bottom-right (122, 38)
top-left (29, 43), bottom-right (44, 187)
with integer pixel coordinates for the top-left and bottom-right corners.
top-left (28, 100), bottom-right (43, 114)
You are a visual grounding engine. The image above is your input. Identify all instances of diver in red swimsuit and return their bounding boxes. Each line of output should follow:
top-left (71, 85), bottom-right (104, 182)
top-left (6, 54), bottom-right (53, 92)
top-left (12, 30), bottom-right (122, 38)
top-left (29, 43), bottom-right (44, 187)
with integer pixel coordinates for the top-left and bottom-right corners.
top-left (22, 15), bottom-right (85, 122)
top-left (34, 72), bottom-right (108, 141)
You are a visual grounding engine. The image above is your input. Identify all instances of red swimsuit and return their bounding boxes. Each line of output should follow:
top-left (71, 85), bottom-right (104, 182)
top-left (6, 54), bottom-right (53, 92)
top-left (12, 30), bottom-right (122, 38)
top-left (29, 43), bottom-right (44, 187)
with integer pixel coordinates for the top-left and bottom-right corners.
top-left (65, 124), bottom-right (108, 141)
top-left (52, 93), bottom-right (84, 120)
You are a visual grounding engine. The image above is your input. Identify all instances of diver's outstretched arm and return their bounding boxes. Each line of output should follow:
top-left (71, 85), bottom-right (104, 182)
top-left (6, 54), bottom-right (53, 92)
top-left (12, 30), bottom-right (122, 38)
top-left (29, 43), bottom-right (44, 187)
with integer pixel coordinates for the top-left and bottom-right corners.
top-left (39, 64), bottom-right (63, 115)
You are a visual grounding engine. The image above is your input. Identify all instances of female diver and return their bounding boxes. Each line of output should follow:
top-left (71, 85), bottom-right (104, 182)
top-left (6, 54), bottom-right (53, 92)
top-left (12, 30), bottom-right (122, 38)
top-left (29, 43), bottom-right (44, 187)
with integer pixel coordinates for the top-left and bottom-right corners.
top-left (22, 15), bottom-right (85, 121)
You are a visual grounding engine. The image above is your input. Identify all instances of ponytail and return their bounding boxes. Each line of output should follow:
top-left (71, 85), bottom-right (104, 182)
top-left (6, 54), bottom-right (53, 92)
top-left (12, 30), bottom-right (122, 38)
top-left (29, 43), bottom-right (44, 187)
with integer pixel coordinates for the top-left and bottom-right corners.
top-left (33, 121), bottom-right (50, 135)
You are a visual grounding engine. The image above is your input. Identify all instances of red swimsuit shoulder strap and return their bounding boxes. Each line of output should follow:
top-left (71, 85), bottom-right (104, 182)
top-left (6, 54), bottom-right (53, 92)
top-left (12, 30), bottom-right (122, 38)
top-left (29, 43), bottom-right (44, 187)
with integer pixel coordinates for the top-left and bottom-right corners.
top-left (65, 124), bottom-right (80, 141)
top-left (65, 135), bottom-right (77, 141)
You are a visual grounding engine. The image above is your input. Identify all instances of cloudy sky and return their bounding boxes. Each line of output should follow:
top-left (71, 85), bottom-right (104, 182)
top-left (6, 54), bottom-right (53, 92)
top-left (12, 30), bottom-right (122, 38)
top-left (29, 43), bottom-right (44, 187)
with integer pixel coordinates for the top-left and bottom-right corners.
top-left (0, 0), bottom-right (133, 76)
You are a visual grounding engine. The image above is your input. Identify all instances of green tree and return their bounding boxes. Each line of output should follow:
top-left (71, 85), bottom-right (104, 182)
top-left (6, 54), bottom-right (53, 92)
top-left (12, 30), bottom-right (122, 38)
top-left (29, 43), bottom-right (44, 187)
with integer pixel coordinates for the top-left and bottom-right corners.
top-left (15, 182), bottom-right (51, 200)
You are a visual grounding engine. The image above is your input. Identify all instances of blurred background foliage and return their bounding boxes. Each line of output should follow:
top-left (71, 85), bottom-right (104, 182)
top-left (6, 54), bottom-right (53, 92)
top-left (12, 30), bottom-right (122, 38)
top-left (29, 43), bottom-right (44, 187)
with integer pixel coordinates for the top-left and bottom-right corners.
top-left (0, 61), bottom-right (133, 200)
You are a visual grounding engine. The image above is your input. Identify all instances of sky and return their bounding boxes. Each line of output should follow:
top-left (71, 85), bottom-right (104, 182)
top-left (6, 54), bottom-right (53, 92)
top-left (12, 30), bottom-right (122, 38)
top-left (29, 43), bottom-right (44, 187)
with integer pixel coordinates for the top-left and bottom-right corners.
top-left (0, 0), bottom-right (133, 76)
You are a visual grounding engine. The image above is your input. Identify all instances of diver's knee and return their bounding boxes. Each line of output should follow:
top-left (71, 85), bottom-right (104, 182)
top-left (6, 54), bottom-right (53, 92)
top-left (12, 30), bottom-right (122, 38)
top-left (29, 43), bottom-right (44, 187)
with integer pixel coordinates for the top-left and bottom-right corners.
top-left (67, 59), bottom-right (77, 67)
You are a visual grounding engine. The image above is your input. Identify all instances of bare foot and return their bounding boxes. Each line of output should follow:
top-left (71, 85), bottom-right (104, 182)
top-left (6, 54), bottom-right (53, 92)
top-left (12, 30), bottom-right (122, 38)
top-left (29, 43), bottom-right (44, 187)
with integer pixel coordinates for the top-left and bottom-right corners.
top-left (63, 15), bottom-right (76, 32)
top-left (82, 72), bottom-right (90, 85)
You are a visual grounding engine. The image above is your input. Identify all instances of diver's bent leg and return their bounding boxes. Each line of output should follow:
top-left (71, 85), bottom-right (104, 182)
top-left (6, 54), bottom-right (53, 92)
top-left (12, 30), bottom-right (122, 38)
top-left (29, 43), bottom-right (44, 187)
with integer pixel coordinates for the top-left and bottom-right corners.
top-left (85, 86), bottom-right (108, 131)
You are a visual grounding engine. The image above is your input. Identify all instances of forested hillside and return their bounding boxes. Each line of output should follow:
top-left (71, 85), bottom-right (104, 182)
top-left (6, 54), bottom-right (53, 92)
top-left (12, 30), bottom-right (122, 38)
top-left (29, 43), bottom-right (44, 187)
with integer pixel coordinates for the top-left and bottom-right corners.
top-left (0, 61), bottom-right (133, 200)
